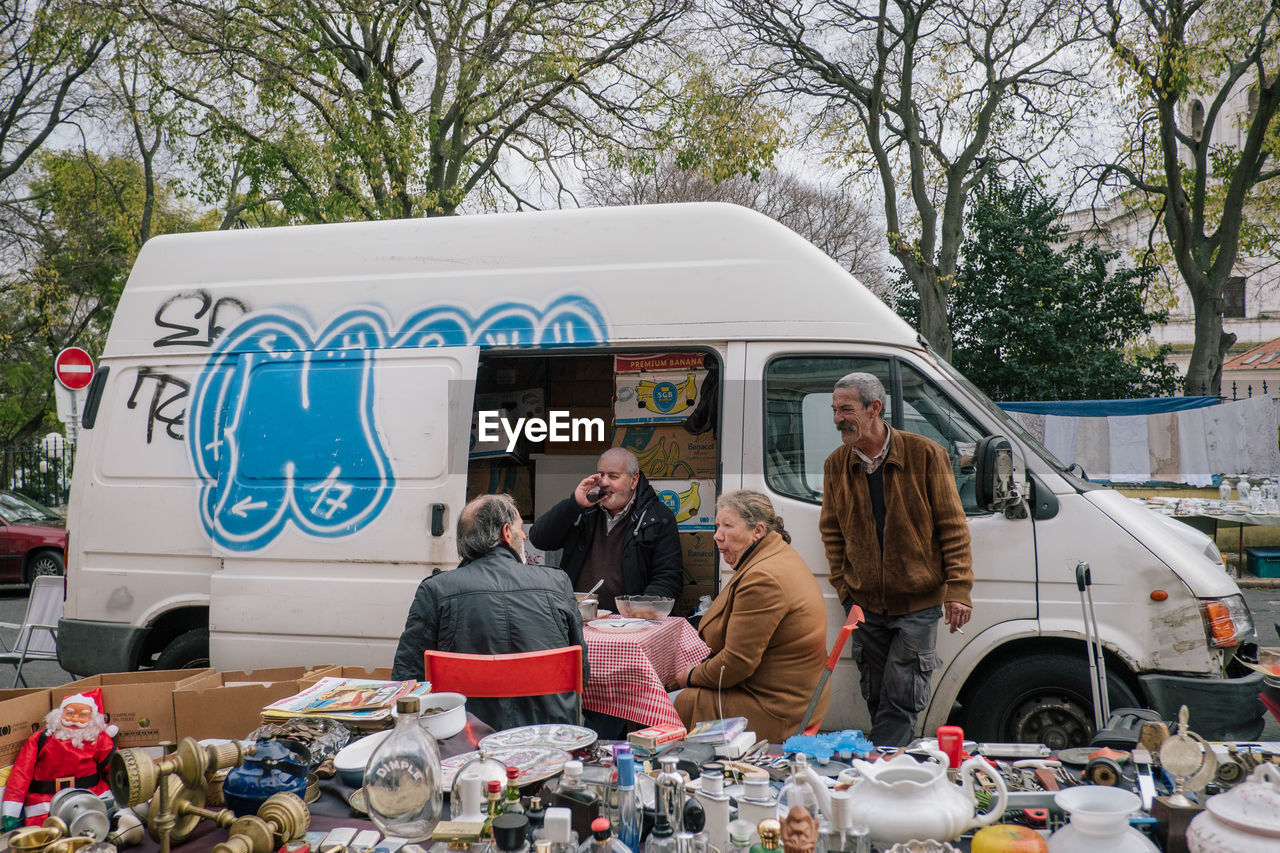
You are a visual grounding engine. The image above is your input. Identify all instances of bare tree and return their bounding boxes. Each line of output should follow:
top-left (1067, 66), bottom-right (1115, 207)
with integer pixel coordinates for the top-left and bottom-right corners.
top-left (585, 160), bottom-right (887, 291)
top-left (116, 0), bottom-right (691, 222)
top-left (0, 0), bottom-right (110, 188)
top-left (1097, 0), bottom-right (1280, 396)
top-left (720, 0), bottom-right (1100, 360)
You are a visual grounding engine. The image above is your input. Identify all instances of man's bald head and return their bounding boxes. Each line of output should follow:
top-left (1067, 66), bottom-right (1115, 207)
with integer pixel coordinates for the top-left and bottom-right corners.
top-left (457, 493), bottom-right (522, 561)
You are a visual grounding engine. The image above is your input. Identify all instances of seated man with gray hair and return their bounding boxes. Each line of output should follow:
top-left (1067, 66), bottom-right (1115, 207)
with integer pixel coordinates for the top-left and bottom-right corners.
top-left (392, 493), bottom-right (588, 731)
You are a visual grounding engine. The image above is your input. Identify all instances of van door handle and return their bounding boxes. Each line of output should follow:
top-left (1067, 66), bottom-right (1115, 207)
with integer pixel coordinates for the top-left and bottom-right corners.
top-left (430, 504), bottom-right (446, 536)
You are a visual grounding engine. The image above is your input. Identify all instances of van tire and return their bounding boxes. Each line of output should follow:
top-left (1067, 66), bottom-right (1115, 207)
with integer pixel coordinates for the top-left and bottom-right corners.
top-left (25, 550), bottom-right (64, 584)
top-left (959, 652), bottom-right (1140, 748)
top-left (155, 629), bottom-right (211, 670)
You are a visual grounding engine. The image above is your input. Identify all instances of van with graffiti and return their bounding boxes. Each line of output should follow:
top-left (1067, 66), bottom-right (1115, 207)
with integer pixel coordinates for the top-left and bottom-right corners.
top-left (60, 203), bottom-right (1264, 744)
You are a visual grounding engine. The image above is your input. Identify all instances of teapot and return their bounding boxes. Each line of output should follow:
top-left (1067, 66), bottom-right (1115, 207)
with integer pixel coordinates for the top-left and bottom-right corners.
top-left (838, 752), bottom-right (1007, 845)
top-left (1187, 764), bottom-right (1280, 853)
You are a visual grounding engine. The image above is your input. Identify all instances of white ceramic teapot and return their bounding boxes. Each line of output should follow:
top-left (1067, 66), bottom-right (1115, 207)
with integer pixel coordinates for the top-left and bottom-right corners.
top-left (840, 752), bottom-right (1008, 845)
top-left (1187, 764), bottom-right (1280, 853)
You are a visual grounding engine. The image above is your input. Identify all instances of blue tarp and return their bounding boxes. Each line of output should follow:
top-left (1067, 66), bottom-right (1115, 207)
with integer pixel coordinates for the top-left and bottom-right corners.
top-left (998, 396), bottom-right (1219, 416)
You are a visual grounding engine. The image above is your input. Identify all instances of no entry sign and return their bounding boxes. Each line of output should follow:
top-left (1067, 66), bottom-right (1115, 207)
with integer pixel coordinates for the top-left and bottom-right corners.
top-left (55, 346), bottom-right (95, 391)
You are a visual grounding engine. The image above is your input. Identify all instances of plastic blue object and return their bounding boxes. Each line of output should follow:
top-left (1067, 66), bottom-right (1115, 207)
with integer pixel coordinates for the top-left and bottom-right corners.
top-left (781, 729), bottom-right (874, 762)
top-left (222, 739), bottom-right (310, 816)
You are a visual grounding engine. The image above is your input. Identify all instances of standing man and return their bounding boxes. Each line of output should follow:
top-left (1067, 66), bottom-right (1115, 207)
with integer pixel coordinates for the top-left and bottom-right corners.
top-left (819, 372), bottom-right (973, 746)
top-left (392, 493), bottom-right (587, 731)
top-left (529, 447), bottom-right (682, 611)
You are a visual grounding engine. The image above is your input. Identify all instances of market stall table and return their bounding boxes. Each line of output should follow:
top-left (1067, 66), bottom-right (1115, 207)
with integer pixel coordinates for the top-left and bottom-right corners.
top-left (583, 616), bottom-right (710, 728)
top-left (1139, 496), bottom-right (1280, 559)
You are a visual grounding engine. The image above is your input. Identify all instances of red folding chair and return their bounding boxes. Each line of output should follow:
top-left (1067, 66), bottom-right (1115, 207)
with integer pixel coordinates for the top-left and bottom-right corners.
top-left (796, 604), bottom-right (864, 736)
top-left (425, 646), bottom-right (585, 724)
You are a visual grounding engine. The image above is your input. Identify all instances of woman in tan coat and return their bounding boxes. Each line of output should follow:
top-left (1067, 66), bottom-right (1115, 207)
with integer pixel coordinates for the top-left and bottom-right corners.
top-left (672, 490), bottom-right (829, 743)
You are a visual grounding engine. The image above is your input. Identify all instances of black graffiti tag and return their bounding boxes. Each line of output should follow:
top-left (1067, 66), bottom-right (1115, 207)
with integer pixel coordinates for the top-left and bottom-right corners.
top-left (127, 367), bottom-right (190, 442)
top-left (154, 290), bottom-right (248, 348)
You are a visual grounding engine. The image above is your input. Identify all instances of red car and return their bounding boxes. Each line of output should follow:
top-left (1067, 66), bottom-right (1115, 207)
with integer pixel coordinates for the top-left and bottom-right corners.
top-left (0, 490), bottom-right (67, 583)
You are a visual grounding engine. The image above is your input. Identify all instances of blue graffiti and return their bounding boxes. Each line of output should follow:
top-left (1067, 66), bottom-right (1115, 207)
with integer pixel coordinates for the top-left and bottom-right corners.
top-left (188, 296), bottom-right (609, 551)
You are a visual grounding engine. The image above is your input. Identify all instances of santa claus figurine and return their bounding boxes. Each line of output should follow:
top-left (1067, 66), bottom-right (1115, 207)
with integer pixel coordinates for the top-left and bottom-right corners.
top-left (2, 689), bottom-right (117, 831)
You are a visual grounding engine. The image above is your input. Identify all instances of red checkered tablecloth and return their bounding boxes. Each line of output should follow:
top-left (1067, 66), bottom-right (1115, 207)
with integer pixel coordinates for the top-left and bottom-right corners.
top-left (583, 617), bottom-right (711, 727)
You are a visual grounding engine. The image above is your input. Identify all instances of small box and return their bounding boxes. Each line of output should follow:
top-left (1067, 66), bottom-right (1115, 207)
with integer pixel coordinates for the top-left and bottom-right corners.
top-left (628, 723), bottom-right (686, 751)
top-left (0, 688), bottom-right (52, 768)
top-left (467, 460), bottom-right (534, 518)
top-left (1246, 547), bottom-right (1280, 578)
top-left (52, 669), bottom-right (212, 748)
top-left (174, 667), bottom-right (315, 741)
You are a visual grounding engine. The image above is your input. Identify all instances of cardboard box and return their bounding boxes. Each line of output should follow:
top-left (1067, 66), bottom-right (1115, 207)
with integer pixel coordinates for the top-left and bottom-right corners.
top-left (0, 689), bottom-right (52, 768)
top-left (52, 669), bottom-right (211, 748)
top-left (650, 479), bottom-right (715, 531)
top-left (678, 532), bottom-right (719, 615)
top-left (300, 666), bottom-right (395, 685)
top-left (174, 667), bottom-right (317, 741)
top-left (541, 406), bottom-right (613, 456)
top-left (615, 371), bottom-right (708, 424)
top-left (550, 355), bottom-right (613, 383)
top-left (467, 460), bottom-right (534, 518)
top-left (614, 353), bottom-right (709, 374)
top-left (613, 425), bottom-right (717, 479)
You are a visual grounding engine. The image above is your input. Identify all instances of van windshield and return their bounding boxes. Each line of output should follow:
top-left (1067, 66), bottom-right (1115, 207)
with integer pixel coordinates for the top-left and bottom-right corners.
top-left (932, 356), bottom-right (1071, 472)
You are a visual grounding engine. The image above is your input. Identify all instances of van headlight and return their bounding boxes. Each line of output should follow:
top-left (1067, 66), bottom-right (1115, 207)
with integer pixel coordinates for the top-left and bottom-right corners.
top-left (1198, 594), bottom-right (1255, 648)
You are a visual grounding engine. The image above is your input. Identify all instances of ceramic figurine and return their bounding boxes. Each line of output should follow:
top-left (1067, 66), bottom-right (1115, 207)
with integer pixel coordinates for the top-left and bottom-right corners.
top-left (779, 805), bottom-right (818, 853)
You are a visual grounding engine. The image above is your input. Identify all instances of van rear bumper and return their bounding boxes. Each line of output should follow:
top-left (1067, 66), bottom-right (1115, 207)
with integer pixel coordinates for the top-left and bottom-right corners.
top-left (1139, 669), bottom-right (1266, 740)
top-left (58, 618), bottom-right (146, 674)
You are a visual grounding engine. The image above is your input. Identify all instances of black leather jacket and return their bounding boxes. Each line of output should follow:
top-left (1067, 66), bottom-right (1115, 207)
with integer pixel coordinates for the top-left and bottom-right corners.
top-left (391, 544), bottom-right (588, 731)
top-left (528, 474), bottom-right (683, 600)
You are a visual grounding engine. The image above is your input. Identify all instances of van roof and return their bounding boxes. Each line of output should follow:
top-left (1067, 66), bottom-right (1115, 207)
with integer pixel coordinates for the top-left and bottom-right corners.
top-left (109, 202), bottom-right (919, 356)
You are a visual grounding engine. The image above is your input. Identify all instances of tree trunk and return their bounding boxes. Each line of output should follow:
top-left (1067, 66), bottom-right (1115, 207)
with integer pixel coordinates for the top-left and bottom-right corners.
top-left (1183, 285), bottom-right (1235, 397)
top-left (913, 263), bottom-right (954, 360)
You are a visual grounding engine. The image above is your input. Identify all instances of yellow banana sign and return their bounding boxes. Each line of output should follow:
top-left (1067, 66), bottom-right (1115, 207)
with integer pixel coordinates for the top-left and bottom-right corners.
top-left (635, 374), bottom-right (697, 415)
top-left (657, 480), bottom-right (701, 522)
top-left (632, 435), bottom-right (696, 479)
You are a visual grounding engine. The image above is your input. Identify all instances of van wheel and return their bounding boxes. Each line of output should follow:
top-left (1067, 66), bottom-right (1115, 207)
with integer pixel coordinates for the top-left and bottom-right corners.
top-left (959, 652), bottom-right (1140, 748)
top-left (25, 551), bottom-right (64, 583)
top-left (155, 629), bottom-right (210, 670)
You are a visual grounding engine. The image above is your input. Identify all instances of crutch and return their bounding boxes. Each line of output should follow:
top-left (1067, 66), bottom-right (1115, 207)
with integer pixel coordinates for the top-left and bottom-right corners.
top-left (1075, 561), bottom-right (1110, 732)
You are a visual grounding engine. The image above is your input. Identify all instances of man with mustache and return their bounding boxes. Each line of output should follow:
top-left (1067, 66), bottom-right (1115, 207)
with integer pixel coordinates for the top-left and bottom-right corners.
top-left (530, 447), bottom-right (683, 613)
top-left (820, 372), bottom-right (973, 746)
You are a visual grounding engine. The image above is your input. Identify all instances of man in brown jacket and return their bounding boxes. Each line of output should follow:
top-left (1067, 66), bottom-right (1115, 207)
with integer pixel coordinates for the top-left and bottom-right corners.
top-left (819, 372), bottom-right (973, 746)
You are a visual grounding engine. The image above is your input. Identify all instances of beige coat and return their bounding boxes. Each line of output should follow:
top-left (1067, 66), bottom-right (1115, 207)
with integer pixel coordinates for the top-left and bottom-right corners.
top-left (674, 531), bottom-right (830, 743)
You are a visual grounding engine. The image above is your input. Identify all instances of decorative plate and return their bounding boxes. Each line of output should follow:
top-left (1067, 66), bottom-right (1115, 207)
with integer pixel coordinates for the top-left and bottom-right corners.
top-left (588, 618), bottom-right (651, 633)
top-left (441, 746), bottom-right (572, 791)
top-left (479, 724), bottom-right (598, 752)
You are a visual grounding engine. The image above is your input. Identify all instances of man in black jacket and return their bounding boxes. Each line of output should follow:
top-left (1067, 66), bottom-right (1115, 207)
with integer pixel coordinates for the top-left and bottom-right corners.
top-left (529, 448), bottom-right (683, 611)
top-left (391, 493), bottom-right (587, 731)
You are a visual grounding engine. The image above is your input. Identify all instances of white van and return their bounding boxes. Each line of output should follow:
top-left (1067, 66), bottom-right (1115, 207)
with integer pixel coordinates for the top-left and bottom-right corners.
top-left (60, 203), bottom-right (1264, 743)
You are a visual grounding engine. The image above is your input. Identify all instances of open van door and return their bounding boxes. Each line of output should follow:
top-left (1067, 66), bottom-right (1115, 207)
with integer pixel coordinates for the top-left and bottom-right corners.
top-left (202, 345), bottom-right (480, 669)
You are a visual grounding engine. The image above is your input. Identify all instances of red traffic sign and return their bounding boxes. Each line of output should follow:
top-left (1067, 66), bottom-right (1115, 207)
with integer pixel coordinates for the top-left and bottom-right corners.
top-left (55, 346), bottom-right (95, 391)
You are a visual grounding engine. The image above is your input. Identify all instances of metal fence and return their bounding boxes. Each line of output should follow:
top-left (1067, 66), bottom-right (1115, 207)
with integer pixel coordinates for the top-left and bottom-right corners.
top-left (0, 439), bottom-right (76, 508)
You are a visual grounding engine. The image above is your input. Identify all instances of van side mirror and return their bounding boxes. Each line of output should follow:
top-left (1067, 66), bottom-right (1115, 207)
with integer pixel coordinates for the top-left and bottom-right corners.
top-left (974, 435), bottom-right (1021, 514)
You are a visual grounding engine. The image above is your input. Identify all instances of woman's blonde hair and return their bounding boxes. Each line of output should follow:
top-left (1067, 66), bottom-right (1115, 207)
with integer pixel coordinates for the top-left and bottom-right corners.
top-left (715, 489), bottom-right (791, 544)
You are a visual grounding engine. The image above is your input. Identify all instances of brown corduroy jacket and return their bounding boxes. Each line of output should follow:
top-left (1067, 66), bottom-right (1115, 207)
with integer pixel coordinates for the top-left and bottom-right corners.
top-left (674, 531), bottom-right (829, 743)
top-left (819, 428), bottom-right (973, 614)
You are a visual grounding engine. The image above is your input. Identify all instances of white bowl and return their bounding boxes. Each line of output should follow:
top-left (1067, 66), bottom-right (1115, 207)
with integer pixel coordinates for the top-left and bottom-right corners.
top-left (418, 692), bottom-right (468, 740)
top-left (334, 729), bottom-right (392, 787)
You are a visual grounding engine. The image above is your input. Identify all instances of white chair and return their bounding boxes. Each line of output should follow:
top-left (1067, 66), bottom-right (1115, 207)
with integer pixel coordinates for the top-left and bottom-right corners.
top-left (0, 575), bottom-right (63, 687)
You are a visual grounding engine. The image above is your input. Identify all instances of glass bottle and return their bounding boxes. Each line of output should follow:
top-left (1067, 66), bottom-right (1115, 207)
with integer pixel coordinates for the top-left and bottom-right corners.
top-left (681, 798), bottom-right (707, 853)
top-left (642, 809), bottom-right (678, 853)
top-left (614, 750), bottom-right (641, 853)
top-left (486, 779), bottom-right (507, 835)
top-left (577, 818), bottom-right (631, 853)
top-left (364, 695), bottom-right (444, 842)
top-left (749, 821), bottom-right (781, 853)
top-left (540, 807), bottom-right (579, 853)
top-left (547, 761), bottom-right (601, 842)
top-left (505, 766), bottom-right (527, 814)
top-left (493, 814), bottom-right (532, 853)
top-left (820, 793), bottom-right (869, 853)
top-left (735, 780), bottom-right (777, 841)
top-left (526, 797), bottom-right (547, 843)
top-left (727, 821), bottom-right (754, 853)
top-left (655, 756), bottom-right (685, 835)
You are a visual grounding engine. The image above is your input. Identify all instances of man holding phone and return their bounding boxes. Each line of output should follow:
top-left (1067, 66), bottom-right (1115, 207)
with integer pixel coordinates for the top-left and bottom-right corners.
top-left (529, 447), bottom-right (683, 611)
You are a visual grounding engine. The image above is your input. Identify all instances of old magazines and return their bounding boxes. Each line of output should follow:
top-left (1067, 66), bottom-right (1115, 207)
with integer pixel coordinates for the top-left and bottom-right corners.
top-left (262, 677), bottom-right (429, 725)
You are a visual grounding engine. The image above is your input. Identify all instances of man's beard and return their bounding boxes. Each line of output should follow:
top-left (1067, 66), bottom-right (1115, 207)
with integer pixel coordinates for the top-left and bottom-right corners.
top-left (44, 709), bottom-right (107, 748)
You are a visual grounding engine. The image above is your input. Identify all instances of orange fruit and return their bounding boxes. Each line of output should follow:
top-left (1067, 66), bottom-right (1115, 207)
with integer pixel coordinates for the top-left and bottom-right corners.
top-left (971, 824), bottom-right (1050, 853)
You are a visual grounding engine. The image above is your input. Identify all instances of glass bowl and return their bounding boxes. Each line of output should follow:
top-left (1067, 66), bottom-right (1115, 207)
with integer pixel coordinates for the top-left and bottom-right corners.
top-left (614, 595), bottom-right (676, 619)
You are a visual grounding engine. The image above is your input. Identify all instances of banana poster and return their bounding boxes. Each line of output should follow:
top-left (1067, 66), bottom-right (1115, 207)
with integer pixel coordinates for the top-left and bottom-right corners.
top-left (614, 353), bottom-right (709, 425)
top-left (650, 478), bottom-right (716, 530)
